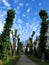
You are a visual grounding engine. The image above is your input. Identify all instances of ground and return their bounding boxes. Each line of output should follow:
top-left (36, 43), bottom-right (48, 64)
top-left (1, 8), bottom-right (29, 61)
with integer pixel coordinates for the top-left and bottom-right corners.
top-left (15, 54), bottom-right (37, 65)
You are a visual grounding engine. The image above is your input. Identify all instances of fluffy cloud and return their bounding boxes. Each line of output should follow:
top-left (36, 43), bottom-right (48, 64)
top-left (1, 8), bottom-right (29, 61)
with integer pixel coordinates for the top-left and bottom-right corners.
top-left (27, 8), bottom-right (31, 13)
top-left (18, 30), bottom-right (22, 35)
top-left (18, 19), bottom-right (23, 24)
top-left (32, 17), bottom-right (37, 21)
top-left (33, 24), bottom-right (39, 31)
top-left (0, 21), bottom-right (4, 33)
top-left (2, 0), bottom-right (10, 8)
top-left (16, 6), bottom-right (20, 10)
top-left (22, 14), bottom-right (26, 17)
top-left (39, 2), bottom-right (41, 6)
top-left (12, 22), bottom-right (40, 42)
top-left (20, 20), bottom-right (39, 41)
top-left (0, 10), bottom-right (6, 23)
top-left (12, 16), bottom-right (40, 42)
top-left (0, 10), bottom-right (6, 17)
top-left (0, 10), bottom-right (7, 33)
top-left (12, 23), bottom-right (19, 29)
top-left (19, 2), bottom-right (24, 7)
top-left (18, 24), bottom-right (22, 29)
top-left (26, 3), bottom-right (29, 6)
top-left (14, 9), bottom-right (20, 14)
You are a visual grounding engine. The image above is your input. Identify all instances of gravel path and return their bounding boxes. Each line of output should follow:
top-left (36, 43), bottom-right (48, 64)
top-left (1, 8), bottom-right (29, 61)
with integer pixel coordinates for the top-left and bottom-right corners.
top-left (15, 54), bottom-right (37, 65)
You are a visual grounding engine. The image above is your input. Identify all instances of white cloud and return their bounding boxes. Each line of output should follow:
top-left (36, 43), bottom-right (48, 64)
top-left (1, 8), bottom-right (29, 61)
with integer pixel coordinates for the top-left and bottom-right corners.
top-left (33, 24), bottom-right (39, 31)
top-left (18, 21), bottom-right (40, 41)
top-left (13, 16), bottom-right (17, 24)
top-left (26, 23), bottom-right (29, 26)
top-left (0, 10), bottom-right (6, 23)
top-left (18, 19), bottom-right (23, 24)
top-left (19, 2), bottom-right (24, 7)
top-left (25, 21), bottom-right (39, 34)
top-left (32, 17), bottom-right (37, 21)
top-left (26, 3), bottom-right (29, 6)
top-left (18, 24), bottom-right (22, 29)
top-left (13, 24), bottom-right (22, 31)
top-left (0, 6), bottom-right (6, 9)
top-left (0, 9), bottom-right (2, 13)
top-left (27, 8), bottom-right (31, 13)
top-left (26, 23), bottom-right (30, 29)
top-left (30, 23), bottom-right (35, 28)
top-left (13, 18), bottom-right (40, 42)
top-left (0, 10), bottom-right (7, 33)
top-left (25, 29), bottom-right (28, 32)
top-left (18, 30), bottom-right (22, 34)
top-left (2, 0), bottom-right (10, 8)
top-left (36, 20), bottom-right (39, 24)
top-left (14, 9), bottom-right (20, 14)
top-left (16, 6), bottom-right (20, 10)
top-left (39, 2), bottom-right (41, 6)
top-left (22, 14), bottom-right (26, 17)
top-left (12, 23), bottom-right (19, 29)
top-left (0, 10), bottom-right (6, 17)
top-left (0, 21), bottom-right (4, 33)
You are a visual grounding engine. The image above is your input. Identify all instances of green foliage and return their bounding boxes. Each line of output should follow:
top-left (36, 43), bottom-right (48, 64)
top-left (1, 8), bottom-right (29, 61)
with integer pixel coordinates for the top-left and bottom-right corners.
top-left (27, 55), bottom-right (49, 65)
top-left (29, 31), bottom-right (35, 54)
top-left (17, 38), bottom-right (23, 55)
top-left (25, 31), bottom-right (35, 54)
top-left (7, 9), bottom-right (15, 19)
top-left (2, 55), bottom-right (20, 65)
top-left (19, 42), bottom-right (23, 52)
top-left (39, 10), bottom-right (48, 53)
top-left (31, 31), bottom-right (35, 37)
top-left (39, 10), bottom-right (48, 20)
top-left (0, 9), bottom-right (15, 60)
top-left (0, 43), bottom-right (3, 59)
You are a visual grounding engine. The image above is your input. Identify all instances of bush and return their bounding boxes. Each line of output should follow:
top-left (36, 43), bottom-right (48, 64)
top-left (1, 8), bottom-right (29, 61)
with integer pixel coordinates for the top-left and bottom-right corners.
top-left (33, 50), bottom-right (41, 58)
top-left (45, 50), bottom-right (49, 60)
top-left (27, 55), bottom-right (49, 65)
top-left (34, 50), bottom-right (49, 61)
top-left (2, 55), bottom-right (20, 65)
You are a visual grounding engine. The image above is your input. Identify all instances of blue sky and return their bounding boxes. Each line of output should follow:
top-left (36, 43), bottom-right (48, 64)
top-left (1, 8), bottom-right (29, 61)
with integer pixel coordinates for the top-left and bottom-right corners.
top-left (0, 0), bottom-right (49, 42)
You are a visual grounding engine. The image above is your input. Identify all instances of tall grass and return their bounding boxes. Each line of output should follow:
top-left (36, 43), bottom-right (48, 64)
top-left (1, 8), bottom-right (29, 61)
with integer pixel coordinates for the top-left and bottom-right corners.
top-left (27, 55), bottom-right (49, 65)
top-left (2, 55), bottom-right (20, 65)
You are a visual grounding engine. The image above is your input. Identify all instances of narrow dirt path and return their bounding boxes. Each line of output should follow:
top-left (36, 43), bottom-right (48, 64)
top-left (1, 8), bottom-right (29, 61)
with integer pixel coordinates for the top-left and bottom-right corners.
top-left (15, 54), bottom-right (37, 65)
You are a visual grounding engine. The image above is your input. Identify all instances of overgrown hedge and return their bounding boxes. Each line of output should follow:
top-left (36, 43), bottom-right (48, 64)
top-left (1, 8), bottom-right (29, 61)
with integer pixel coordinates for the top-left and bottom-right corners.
top-left (27, 55), bottom-right (49, 65)
top-left (2, 55), bottom-right (20, 65)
